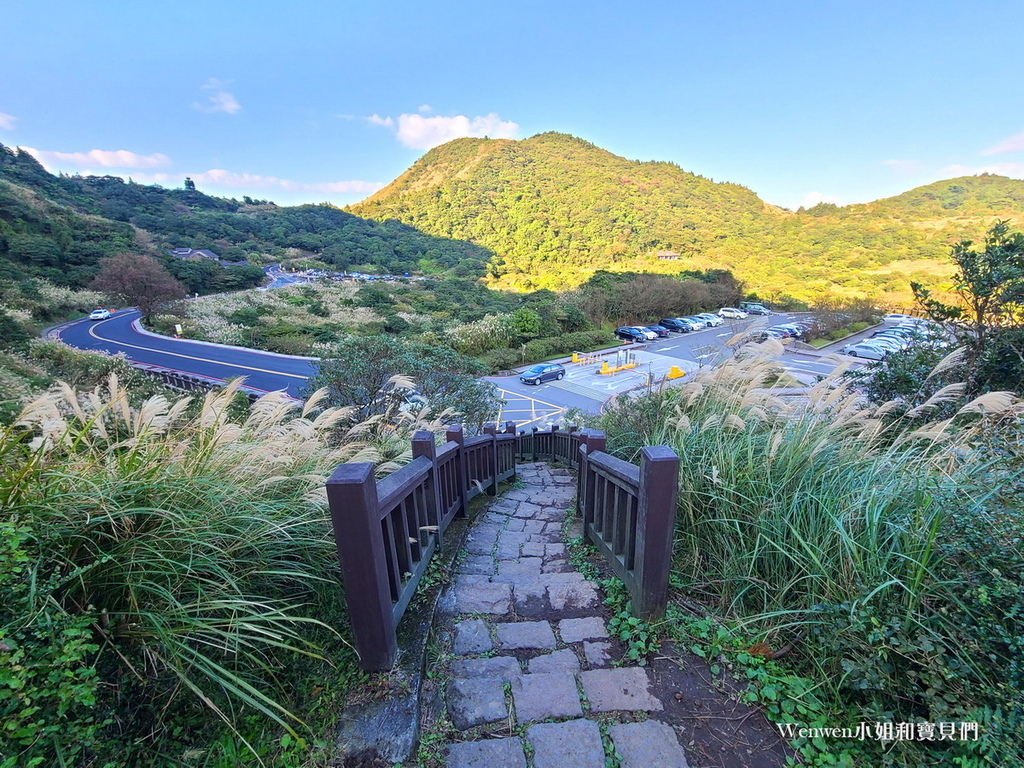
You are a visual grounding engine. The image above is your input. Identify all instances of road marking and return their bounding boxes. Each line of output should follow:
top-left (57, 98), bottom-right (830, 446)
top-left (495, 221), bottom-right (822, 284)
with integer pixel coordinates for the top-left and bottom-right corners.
top-left (493, 388), bottom-right (566, 427)
top-left (82, 320), bottom-right (310, 380)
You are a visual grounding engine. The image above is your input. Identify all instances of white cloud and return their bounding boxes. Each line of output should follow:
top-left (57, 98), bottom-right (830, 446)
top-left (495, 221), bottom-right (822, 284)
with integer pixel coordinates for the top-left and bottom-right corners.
top-left (981, 132), bottom-right (1024, 156)
top-left (941, 162), bottom-right (1024, 178)
top-left (23, 146), bottom-right (172, 169)
top-left (880, 159), bottom-right (922, 174)
top-left (192, 78), bottom-right (241, 114)
top-left (0, 113), bottom-right (17, 130)
top-left (369, 111), bottom-right (519, 149)
top-left (799, 191), bottom-right (843, 209)
top-left (417, 104), bottom-right (432, 113)
top-left (124, 168), bottom-right (383, 196)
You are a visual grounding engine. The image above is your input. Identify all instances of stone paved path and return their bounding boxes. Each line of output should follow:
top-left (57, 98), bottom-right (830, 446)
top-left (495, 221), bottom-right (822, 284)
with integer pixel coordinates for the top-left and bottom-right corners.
top-left (436, 462), bottom-right (690, 768)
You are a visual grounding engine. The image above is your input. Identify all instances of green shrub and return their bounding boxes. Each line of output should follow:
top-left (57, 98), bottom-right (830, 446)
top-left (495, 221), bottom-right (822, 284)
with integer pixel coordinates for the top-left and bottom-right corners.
top-left (521, 329), bottom-right (613, 363)
top-left (0, 380), bottom-right (374, 765)
top-left (594, 347), bottom-right (1024, 765)
top-left (481, 347), bottom-right (523, 373)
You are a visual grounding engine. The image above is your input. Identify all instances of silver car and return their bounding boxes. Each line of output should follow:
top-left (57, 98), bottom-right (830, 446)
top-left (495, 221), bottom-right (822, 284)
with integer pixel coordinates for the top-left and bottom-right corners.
top-left (840, 343), bottom-right (888, 360)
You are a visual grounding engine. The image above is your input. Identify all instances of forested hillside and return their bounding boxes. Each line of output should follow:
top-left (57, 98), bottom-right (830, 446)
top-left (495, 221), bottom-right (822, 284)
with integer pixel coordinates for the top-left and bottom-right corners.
top-left (350, 133), bottom-right (1024, 303)
top-left (0, 143), bottom-right (492, 291)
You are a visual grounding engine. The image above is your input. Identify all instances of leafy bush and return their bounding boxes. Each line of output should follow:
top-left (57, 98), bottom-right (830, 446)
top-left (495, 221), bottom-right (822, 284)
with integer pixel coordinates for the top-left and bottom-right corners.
top-left (0, 380), bottom-right (380, 765)
top-left (521, 329), bottom-right (613, 363)
top-left (481, 347), bottom-right (523, 373)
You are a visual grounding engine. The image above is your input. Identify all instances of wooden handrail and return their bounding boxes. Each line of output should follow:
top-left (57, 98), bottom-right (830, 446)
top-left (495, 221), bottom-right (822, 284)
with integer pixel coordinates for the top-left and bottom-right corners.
top-left (326, 422), bottom-right (678, 670)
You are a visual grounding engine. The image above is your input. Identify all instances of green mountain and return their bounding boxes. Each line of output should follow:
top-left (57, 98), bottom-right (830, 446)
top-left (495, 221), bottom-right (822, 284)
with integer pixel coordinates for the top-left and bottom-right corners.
top-left (0, 143), bottom-right (492, 292)
top-left (6, 135), bottom-right (1024, 305)
top-left (350, 132), bottom-right (1024, 303)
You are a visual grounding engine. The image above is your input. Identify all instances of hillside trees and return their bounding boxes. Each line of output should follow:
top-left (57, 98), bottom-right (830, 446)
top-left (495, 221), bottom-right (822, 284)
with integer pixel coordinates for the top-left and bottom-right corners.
top-left (912, 220), bottom-right (1024, 394)
top-left (308, 336), bottom-right (500, 427)
top-left (91, 252), bottom-right (186, 318)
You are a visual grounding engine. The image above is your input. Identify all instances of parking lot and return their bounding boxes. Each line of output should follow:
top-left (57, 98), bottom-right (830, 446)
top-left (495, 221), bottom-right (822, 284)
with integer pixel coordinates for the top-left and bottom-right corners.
top-left (487, 312), bottom-right (867, 425)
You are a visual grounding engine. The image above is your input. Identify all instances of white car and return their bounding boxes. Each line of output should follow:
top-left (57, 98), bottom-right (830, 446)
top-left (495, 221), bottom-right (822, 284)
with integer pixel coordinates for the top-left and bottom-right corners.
top-left (89, 308), bottom-right (111, 321)
top-left (632, 326), bottom-right (659, 340)
top-left (884, 313), bottom-right (923, 324)
top-left (840, 342), bottom-right (888, 360)
top-left (719, 307), bottom-right (748, 319)
top-left (696, 313), bottom-right (724, 327)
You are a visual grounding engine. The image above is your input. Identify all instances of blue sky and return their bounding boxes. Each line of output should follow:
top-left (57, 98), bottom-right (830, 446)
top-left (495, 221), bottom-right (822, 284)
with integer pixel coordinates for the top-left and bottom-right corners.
top-left (3, 0), bottom-right (1024, 211)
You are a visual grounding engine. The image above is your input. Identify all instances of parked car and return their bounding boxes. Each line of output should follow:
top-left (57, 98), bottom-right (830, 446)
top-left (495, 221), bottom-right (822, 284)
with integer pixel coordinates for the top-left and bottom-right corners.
top-left (519, 363), bottom-right (566, 385)
top-left (644, 325), bottom-right (671, 338)
top-left (768, 325), bottom-right (796, 338)
top-left (675, 317), bottom-right (706, 332)
top-left (872, 326), bottom-right (916, 338)
top-left (884, 313), bottom-right (923, 323)
top-left (867, 336), bottom-right (909, 350)
top-left (632, 326), bottom-right (659, 340)
top-left (658, 318), bottom-right (692, 332)
top-left (615, 326), bottom-right (650, 342)
top-left (719, 307), bottom-right (748, 319)
top-left (840, 343), bottom-right (888, 360)
top-left (741, 303), bottom-right (772, 315)
top-left (774, 323), bottom-right (808, 339)
top-left (679, 316), bottom-right (708, 329)
top-left (89, 308), bottom-right (111, 320)
top-left (696, 312), bottom-right (724, 327)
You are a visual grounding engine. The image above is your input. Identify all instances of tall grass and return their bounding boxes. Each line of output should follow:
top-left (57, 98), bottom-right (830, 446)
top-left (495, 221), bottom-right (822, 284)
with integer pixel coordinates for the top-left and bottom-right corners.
top-left (0, 376), bottom-right (446, 766)
top-left (597, 344), bottom-right (1024, 762)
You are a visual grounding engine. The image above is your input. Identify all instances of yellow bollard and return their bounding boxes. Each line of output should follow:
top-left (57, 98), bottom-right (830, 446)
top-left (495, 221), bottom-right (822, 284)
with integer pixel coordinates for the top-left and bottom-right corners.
top-left (666, 366), bottom-right (686, 380)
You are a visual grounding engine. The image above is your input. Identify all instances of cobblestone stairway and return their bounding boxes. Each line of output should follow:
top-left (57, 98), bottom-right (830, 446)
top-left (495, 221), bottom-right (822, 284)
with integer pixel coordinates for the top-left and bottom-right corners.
top-left (431, 462), bottom-right (691, 768)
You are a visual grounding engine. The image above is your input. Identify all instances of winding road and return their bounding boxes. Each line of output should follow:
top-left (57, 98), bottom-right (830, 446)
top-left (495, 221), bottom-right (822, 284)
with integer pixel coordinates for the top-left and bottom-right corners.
top-left (55, 311), bottom-right (318, 398)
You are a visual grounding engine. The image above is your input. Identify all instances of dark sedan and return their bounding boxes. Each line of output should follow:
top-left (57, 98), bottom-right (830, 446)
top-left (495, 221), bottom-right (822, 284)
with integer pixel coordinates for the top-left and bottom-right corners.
top-left (615, 327), bottom-right (649, 342)
top-left (658, 318), bottom-right (692, 333)
top-left (645, 325), bottom-right (671, 338)
top-left (519, 363), bottom-right (566, 385)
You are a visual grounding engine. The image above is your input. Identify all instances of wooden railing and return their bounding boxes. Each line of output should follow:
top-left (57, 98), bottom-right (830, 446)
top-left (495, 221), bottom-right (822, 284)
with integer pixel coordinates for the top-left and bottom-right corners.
top-left (326, 423), bottom-right (678, 670)
top-left (576, 432), bottom-right (679, 621)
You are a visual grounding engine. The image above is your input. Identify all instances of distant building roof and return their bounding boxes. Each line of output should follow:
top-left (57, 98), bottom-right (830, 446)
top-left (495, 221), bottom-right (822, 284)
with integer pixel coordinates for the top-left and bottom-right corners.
top-left (169, 248), bottom-right (220, 260)
top-left (655, 250), bottom-right (680, 260)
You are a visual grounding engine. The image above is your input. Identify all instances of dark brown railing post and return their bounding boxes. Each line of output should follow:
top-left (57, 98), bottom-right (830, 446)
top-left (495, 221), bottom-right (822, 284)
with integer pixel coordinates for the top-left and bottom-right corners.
top-left (577, 441), bottom-right (590, 521)
top-left (634, 445), bottom-right (680, 620)
top-left (579, 430), bottom-right (606, 525)
top-left (411, 430), bottom-right (443, 549)
top-left (504, 421), bottom-right (516, 434)
top-left (531, 427), bottom-right (539, 462)
top-left (326, 462), bottom-right (397, 671)
top-left (483, 423), bottom-right (499, 495)
top-left (446, 425), bottom-right (468, 517)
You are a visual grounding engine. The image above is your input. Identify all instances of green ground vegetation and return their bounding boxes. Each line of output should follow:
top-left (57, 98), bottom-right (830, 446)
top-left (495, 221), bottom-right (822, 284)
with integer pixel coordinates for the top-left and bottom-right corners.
top-left (0, 375), bottom-right (451, 767)
top-left (170, 269), bottom-right (744, 369)
top-left (590, 347), bottom-right (1023, 766)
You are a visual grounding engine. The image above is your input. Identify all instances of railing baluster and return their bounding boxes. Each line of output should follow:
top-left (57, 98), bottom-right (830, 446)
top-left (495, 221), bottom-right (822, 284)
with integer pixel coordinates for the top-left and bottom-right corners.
top-left (412, 431), bottom-right (442, 548)
top-left (446, 426), bottom-right (468, 517)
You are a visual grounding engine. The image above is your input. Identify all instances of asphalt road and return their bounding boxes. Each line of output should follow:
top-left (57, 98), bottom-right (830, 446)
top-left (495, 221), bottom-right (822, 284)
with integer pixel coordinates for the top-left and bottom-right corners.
top-left (56, 310), bottom-right (318, 398)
